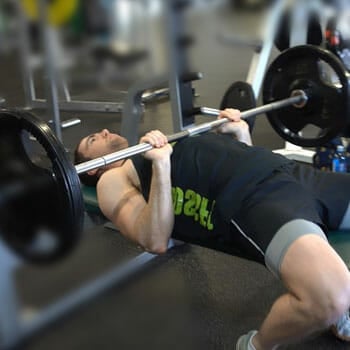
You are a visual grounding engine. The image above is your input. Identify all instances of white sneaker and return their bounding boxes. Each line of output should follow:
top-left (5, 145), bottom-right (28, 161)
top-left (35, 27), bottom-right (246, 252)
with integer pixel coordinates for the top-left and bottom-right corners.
top-left (236, 330), bottom-right (258, 350)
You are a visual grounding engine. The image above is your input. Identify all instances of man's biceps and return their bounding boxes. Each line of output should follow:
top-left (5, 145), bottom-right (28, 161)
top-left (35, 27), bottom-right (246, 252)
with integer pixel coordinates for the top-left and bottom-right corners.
top-left (113, 201), bottom-right (145, 241)
top-left (113, 189), bottom-right (144, 215)
top-left (113, 193), bottom-right (145, 226)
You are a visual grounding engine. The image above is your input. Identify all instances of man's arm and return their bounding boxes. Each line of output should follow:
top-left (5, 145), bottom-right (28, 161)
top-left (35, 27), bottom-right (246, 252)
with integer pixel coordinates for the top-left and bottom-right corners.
top-left (97, 131), bottom-right (174, 254)
top-left (217, 108), bottom-right (253, 146)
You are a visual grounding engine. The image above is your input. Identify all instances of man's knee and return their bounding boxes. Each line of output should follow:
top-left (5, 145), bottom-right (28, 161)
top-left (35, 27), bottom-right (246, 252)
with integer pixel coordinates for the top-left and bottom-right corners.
top-left (280, 233), bottom-right (350, 327)
top-left (310, 282), bottom-right (350, 327)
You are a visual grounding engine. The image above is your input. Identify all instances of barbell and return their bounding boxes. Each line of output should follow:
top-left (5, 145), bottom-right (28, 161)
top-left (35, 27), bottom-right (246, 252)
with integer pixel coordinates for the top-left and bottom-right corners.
top-left (76, 91), bottom-right (307, 175)
top-left (0, 45), bottom-right (349, 264)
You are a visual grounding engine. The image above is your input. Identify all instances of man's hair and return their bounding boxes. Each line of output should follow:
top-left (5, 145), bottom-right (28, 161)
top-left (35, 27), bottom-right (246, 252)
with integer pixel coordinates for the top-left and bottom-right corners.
top-left (74, 144), bottom-right (99, 187)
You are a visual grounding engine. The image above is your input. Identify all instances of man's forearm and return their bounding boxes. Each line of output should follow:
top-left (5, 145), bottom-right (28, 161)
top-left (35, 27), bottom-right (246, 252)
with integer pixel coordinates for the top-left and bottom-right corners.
top-left (236, 129), bottom-right (253, 146)
top-left (135, 158), bottom-right (174, 253)
top-left (216, 109), bottom-right (253, 145)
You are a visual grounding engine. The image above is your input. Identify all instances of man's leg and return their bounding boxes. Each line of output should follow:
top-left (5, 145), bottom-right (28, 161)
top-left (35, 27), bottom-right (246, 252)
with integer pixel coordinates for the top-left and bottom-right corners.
top-left (252, 234), bottom-right (350, 350)
top-left (331, 201), bottom-right (350, 341)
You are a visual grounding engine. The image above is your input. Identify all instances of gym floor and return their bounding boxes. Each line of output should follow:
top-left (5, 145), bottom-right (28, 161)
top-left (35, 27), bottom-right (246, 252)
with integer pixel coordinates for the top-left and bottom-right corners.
top-left (0, 4), bottom-right (349, 350)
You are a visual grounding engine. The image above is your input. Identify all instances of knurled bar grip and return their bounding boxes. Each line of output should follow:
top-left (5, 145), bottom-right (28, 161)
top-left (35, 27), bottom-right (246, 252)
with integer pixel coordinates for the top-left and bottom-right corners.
top-left (75, 92), bottom-right (307, 175)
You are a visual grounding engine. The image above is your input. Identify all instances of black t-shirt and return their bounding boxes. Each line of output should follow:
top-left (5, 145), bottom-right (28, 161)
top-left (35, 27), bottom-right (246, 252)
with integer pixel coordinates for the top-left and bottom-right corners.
top-left (132, 133), bottom-right (292, 252)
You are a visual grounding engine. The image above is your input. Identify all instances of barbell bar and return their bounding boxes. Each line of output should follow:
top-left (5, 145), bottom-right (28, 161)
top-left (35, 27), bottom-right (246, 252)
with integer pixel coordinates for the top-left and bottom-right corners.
top-left (75, 91), bottom-right (307, 175)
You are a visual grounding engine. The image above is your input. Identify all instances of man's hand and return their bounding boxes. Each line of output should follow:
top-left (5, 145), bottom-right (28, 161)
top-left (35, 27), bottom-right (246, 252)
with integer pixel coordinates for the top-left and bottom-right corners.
top-left (140, 130), bottom-right (173, 161)
top-left (217, 108), bottom-right (248, 134)
top-left (217, 109), bottom-right (252, 146)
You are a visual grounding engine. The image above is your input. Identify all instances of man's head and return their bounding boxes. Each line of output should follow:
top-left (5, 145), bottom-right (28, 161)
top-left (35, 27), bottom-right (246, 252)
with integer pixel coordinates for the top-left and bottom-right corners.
top-left (74, 129), bottom-right (129, 186)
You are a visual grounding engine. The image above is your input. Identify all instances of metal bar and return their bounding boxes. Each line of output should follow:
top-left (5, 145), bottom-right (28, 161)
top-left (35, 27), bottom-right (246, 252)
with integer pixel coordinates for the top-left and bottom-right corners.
top-left (26, 88), bottom-right (163, 114)
top-left (20, 251), bottom-right (158, 342)
top-left (218, 33), bottom-right (263, 51)
top-left (16, 2), bottom-right (38, 106)
top-left (60, 76), bottom-right (72, 102)
top-left (61, 118), bottom-right (81, 129)
top-left (0, 241), bottom-right (22, 350)
top-left (121, 75), bottom-right (168, 145)
top-left (31, 99), bottom-right (124, 113)
top-left (246, 0), bottom-right (289, 99)
top-left (75, 93), bottom-right (307, 175)
top-left (38, 0), bottom-right (62, 141)
top-left (164, 0), bottom-right (195, 132)
top-left (0, 240), bottom-right (180, 348)
top-left (49, 118), bottom-right (81, 129)
top-left (76, 143), bottom-right (154, 174)
top-left (200, 94), bottom-right (306, 119)
top-left (141, 88), bottom-right (169, 103)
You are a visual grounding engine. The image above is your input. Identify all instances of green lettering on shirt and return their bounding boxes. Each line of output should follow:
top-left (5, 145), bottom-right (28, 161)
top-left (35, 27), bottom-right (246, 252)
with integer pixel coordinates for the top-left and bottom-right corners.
top-left (206, 200), bottom-right (215, 230)
top-left (184, 189), bottom-right (201, 221)
top-left (172, 187), bottom-right (216, 231)
top-left (172, 187), bottom-right (184, 215)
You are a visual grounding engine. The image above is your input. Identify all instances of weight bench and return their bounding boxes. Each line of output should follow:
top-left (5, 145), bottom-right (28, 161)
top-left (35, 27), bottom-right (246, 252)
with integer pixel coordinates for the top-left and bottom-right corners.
top-left (328, 230), bottom-right (350, 269)
top-left (82, 185), bottom-right (103, 216)
top-left (82, 185), bottom-right (120, 231)
top-left (82, 186), bottom-right (350, 267)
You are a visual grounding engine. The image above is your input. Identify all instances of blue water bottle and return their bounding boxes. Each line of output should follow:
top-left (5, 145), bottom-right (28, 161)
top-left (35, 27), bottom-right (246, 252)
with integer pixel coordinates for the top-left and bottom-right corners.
top-left (332, 145), bottom-right (348, 173)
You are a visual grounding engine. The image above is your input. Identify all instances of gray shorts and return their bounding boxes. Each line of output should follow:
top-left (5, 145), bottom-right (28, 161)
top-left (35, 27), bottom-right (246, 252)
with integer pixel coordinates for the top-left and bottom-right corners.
top-left (230, 162), bottom-right (350, 278)
top-left (265, 219), bottom-right (327, 278)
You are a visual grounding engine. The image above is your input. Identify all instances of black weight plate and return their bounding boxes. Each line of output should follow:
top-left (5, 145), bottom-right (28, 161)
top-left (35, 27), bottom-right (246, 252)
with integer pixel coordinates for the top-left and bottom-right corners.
top-left (263, 45), bottom-right (350, 147)
top-left (0, 110), bottom-right (83, 264)
top-left (220, 81), bottom-right (256, 132)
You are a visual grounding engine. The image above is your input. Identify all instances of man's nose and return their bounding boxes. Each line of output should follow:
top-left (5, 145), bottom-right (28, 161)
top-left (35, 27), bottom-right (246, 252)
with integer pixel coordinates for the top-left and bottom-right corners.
top-left (100, 129), bottom-right (109, 137)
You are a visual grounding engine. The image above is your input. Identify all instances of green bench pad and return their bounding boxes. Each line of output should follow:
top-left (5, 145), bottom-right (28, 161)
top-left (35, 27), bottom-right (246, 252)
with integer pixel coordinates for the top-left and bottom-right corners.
top-left (328, 230), bottom-right (350, 268)
top-left (82, 185), bottom-right (102, 215)
top-left (81, 185), bottom-right (350, 266)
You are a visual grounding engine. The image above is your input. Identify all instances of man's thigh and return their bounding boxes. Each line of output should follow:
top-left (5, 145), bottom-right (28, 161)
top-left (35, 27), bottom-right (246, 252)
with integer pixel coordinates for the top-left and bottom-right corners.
top-left (232, 164), bottom-right (350, 273)
top-left (280, 234), bottom-right (350, 302)
top-left (235, 170), bottom-right (324, 252)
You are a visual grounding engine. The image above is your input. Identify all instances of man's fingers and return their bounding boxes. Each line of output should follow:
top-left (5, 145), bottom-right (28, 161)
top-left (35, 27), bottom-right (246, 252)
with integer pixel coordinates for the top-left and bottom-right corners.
top-left (140, 130), bottom-right (168, 147)
top-left (219, 108), bottom-right (241, 122)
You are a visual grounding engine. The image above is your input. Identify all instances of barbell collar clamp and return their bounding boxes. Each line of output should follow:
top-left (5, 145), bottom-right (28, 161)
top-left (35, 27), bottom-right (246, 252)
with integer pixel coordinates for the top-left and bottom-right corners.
top-left (291, 90), bottom-right (308, 108)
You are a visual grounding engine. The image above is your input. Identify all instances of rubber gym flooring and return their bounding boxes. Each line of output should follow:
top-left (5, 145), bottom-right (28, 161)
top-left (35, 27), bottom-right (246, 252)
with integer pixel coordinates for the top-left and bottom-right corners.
top-left (0, 4), bottom-right (349, 350)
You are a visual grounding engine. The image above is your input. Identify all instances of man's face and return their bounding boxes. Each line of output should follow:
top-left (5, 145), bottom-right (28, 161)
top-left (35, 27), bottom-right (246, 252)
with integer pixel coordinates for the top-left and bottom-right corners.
top-left (78, 129), bottom-right (128, 160)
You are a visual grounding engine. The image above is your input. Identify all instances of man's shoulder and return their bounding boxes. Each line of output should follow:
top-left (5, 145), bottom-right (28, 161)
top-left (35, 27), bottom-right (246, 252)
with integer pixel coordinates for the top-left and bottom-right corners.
top-left (98, 160), bottom-right (138, 189)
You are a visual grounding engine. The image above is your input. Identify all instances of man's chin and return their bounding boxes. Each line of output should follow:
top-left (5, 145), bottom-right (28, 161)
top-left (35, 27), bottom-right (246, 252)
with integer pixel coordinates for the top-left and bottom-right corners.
top-left (110, 140), bottom-right (129, 153)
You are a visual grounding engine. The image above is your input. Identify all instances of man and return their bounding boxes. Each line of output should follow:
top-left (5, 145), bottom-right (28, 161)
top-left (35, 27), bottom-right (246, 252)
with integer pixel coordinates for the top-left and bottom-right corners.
top-left (75, 109), bottom-right (350, 350)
